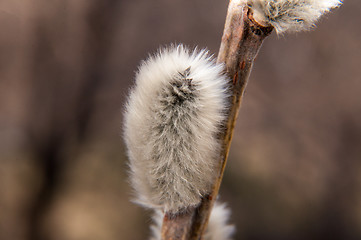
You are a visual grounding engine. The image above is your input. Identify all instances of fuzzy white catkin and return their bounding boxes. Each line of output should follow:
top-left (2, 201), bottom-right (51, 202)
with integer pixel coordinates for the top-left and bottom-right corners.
top-left (149, 202), bottom-right (235, 240)
top-left (248, 0), bottom-right (343, 33)
top-left (123, 45), bottom-right (229, 213)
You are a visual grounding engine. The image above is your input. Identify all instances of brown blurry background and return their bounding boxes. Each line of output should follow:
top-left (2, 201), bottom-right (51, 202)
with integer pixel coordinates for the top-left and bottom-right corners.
top-left (0, 0), bottom-right (360, 240)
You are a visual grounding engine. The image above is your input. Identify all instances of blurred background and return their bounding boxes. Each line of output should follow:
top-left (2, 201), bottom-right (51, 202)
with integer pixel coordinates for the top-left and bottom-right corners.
top-left (0, 0), bottom-right (360, 239)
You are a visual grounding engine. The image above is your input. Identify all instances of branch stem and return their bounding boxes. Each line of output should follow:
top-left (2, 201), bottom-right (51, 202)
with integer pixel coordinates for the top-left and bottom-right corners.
top-left (161, 1), bottom-right (272, 239)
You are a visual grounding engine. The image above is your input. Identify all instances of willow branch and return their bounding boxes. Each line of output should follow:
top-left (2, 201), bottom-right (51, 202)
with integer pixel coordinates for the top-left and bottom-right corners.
top-left (161, 0), bottom-right (272, 239)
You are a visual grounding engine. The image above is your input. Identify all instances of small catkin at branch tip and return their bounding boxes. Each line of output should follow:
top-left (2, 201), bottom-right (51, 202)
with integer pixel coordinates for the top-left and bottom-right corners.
top-left (123, 45), bottom-right (230, 213)
top-left (248, 0), bottom-right (343, 33)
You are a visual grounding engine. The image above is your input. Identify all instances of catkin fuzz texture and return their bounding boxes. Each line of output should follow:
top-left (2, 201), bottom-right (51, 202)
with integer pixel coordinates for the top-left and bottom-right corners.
top-left (124, 45), bottom-right (229, 213)
top-left (149, 202), bottom-right (235, 240)
top-left (248, 0), bottom-right (342, 33)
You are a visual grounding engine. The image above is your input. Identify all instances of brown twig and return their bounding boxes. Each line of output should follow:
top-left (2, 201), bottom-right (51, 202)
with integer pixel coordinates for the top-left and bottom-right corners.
top-left (161, 0), bottom-right (273, 239)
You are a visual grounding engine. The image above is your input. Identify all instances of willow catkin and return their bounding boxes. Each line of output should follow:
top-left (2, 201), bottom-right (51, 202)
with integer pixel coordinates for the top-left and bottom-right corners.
top-left (149, 202), bottom-right (235, 240)
top-left (202, 202), bottom-right (236, 240)
top-left (123, 45), bottom-right (229, 213)
top-left (248, 0), bottom-right (343, 33)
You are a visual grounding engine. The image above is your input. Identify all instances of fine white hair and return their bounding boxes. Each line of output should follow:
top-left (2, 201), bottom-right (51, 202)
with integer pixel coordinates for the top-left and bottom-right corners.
top-left (123, 45), bottom-right (229, 213)
top-left (248, 0), bottom-right (343, 33)
top-left (149, 202), bottom-right (235, 240)
top-left (203, 203), bottom-right (236, 240)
